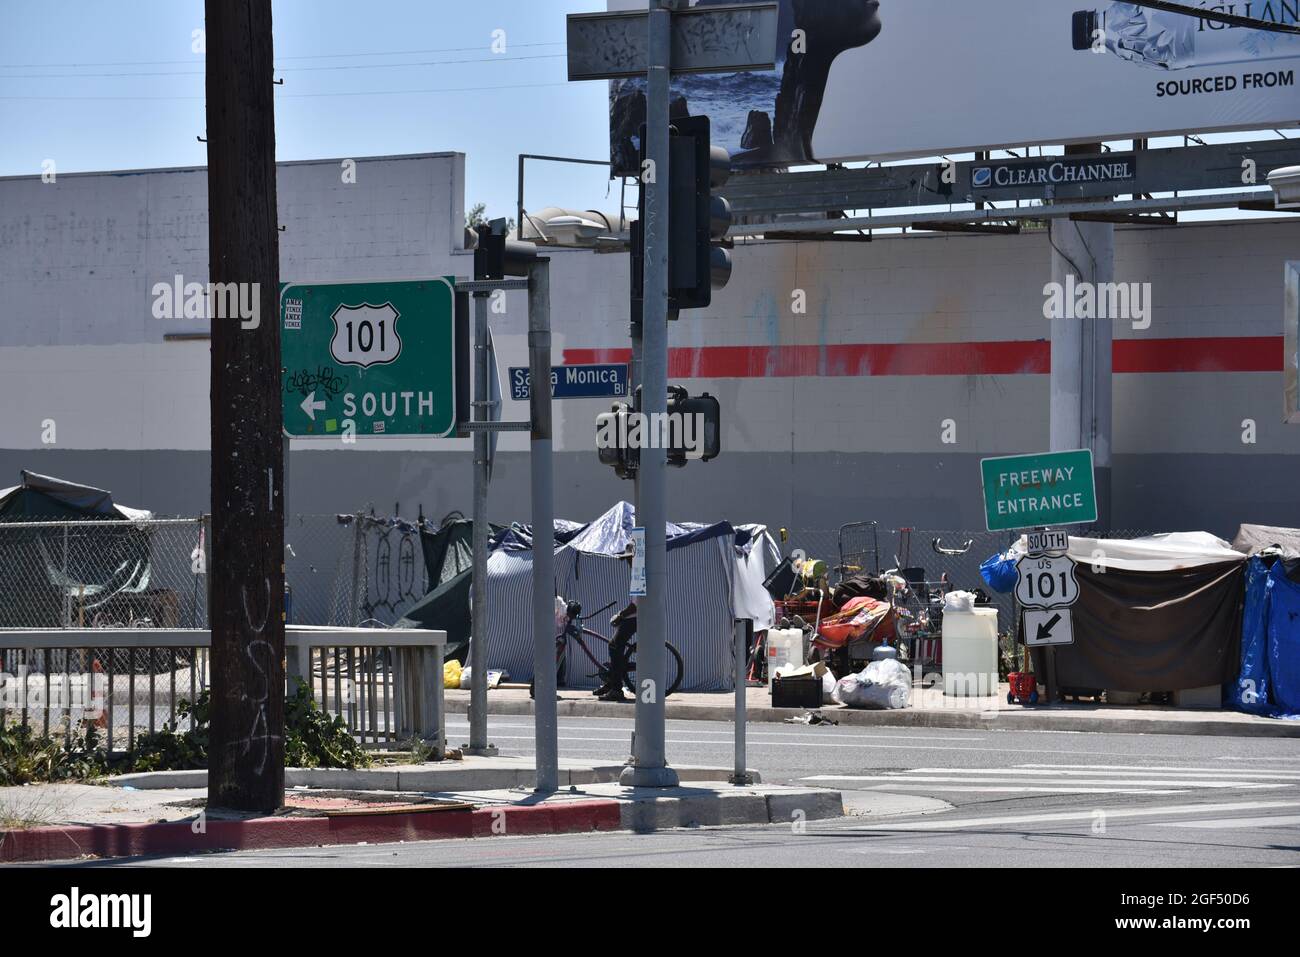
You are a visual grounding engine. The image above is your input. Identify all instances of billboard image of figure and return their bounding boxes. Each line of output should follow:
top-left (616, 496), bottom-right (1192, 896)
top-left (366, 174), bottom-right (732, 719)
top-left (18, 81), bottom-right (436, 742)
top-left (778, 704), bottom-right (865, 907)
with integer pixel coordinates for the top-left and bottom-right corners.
top-left (609, 0), bottom-right (883, 174)
top-left (607, 0), bottom-right (1300, 172)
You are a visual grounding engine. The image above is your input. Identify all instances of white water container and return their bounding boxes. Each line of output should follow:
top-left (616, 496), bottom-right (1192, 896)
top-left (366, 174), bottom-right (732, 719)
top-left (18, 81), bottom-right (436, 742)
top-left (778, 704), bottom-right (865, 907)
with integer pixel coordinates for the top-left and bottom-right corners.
top-left (941, 607), bottom-right (999, 697)
top-left (766, 628), bottom-right (805, 689)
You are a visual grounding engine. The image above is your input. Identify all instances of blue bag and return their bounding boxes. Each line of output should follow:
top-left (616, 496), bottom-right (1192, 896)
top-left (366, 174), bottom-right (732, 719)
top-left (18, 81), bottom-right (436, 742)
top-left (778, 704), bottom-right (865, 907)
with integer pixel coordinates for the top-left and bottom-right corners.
top-left (980, 551), bottom-right (1018, 594)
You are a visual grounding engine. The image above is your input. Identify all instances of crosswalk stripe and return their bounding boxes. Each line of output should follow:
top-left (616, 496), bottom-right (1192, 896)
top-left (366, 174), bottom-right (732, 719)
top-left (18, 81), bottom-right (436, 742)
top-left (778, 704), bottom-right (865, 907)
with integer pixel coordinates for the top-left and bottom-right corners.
top-left (1164, 815), bottom-right (1300, 829)
top-left (853, 800), bottom-right (1300, 831)
top-left (1015, 763), bottom-right (1300, 779)
top-left (863, 784), bottom-right (1190, 795)
top-left (801, 774), bottom-right (1284, 789)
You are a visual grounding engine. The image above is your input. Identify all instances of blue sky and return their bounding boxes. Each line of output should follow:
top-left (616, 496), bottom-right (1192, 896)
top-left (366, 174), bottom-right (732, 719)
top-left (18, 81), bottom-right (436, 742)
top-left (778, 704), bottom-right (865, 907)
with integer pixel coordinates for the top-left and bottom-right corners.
top-left (2, 0), bottom-right (1292, 229)
top-left (0, 0), bottom-right (614, 222)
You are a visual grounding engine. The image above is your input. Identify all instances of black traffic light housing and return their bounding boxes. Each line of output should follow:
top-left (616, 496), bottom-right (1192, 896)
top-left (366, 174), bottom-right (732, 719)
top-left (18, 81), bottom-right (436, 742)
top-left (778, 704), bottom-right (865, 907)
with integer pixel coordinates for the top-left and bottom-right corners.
top-left (595, 386), bottom-right (721, 480)
top-left (471, 218), bottom-right (540, 281)
top-left (630, 116), bottom-right (733, 315)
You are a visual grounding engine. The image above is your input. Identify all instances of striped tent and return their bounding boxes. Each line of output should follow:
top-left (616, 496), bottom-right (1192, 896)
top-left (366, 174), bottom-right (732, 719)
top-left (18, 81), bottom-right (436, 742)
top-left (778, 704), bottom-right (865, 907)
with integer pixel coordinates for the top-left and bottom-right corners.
top-left (483, 502), bottom-right (778, 692)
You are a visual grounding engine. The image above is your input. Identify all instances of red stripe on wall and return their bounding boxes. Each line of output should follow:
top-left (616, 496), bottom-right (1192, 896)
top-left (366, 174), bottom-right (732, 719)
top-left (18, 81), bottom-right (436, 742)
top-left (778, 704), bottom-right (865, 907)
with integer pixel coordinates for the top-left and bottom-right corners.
top-left (1112, 336), bottom-right (1281, 373)
top-left (565, 336), bottom-right (1282, 378)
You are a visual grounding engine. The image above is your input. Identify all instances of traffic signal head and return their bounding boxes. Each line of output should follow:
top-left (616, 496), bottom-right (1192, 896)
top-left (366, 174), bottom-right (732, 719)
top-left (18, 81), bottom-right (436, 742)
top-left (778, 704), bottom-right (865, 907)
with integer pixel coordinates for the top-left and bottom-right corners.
top-left (671, 116), bottom-right (732, 311)
top-left (470, 219), bottom-right (541, 281)
top-left (630, 116), bottom-right (733, 314)
top-left (666, 388), bottom-right (721, 467)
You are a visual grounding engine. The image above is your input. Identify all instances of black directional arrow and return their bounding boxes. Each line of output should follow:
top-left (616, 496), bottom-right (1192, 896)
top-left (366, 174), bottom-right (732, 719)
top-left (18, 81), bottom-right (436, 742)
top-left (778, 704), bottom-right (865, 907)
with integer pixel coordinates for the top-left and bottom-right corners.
top-left (1035, 613), bottom-right (1063, 642)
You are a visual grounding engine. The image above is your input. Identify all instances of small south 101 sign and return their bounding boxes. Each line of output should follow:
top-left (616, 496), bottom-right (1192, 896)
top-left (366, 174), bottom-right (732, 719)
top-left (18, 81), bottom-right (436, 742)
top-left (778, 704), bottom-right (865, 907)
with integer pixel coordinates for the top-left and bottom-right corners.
top-left (1015, 553), bottom-right (1080, 609)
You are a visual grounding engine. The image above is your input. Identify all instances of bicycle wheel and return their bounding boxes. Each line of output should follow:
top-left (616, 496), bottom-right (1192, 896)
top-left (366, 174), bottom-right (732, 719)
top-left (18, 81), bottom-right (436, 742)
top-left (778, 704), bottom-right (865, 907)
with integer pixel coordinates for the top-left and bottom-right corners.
top-left (529, 634), bottom-right (567, 699)
top-left (580, 631), bottom-right (684, 698)
top-left (622, 640), bottom-right (684, 698)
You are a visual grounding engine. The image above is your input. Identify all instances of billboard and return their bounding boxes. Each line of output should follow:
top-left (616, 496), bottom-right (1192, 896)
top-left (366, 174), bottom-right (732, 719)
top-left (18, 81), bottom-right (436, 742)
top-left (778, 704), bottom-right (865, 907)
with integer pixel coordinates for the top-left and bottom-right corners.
top-left (608, 0), bottom-right (1300, 174)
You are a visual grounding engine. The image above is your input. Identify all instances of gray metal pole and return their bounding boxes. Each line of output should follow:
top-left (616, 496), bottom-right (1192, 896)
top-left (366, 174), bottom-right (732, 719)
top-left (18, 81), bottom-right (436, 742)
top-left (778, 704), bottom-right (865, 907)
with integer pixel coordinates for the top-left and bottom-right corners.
top-left (528, 260), bottom-right (559, 791)
top-left (631, 319), bottom-right (642, 517)
top-left (466, 291), bottom-right (496, 756)
top-left (620, 0), bottom-right (678, 789)
top-left (731, 619), bottom-right (752, 785)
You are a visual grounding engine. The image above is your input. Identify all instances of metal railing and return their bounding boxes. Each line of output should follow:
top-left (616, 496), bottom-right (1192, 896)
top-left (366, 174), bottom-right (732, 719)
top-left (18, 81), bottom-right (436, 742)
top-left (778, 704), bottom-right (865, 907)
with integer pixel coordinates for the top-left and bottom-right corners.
top-left (0, 627), bottom-right (446, 759)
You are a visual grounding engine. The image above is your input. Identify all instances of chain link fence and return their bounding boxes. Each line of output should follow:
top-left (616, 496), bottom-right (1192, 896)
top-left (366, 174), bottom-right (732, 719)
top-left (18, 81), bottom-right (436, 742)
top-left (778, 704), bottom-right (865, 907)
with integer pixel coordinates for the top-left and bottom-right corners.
top-left (0, 512), bottom-right (436, 635)
top-left (0, 511), bottom-right (443, 753)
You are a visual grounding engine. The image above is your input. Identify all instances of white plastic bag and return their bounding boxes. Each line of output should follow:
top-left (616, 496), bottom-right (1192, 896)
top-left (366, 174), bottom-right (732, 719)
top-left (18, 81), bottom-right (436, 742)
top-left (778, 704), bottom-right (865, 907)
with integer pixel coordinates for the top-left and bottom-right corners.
top-left (943, 590), bottom-right (977, 613)
top-left (833, 658), bottom-right (911, 710)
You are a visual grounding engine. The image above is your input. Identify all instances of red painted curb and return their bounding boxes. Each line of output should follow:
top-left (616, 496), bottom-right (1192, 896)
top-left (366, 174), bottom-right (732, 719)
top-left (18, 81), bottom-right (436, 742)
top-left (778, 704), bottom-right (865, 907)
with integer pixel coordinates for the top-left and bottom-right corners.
top-left (0, 800), bottom-right (624, 864)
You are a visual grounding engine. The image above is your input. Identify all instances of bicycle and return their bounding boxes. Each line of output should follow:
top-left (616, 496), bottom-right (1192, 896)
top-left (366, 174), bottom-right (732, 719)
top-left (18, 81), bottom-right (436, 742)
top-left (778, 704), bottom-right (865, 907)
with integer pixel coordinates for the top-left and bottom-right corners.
top-left (530, 598), bottom-right (685, 699)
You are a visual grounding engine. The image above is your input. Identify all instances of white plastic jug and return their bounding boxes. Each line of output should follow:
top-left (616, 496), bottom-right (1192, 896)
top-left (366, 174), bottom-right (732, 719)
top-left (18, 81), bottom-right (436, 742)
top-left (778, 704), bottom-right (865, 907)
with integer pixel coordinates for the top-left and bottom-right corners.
top-left (766, 628), bottom-right (805, 689)
top-left (941, 607), bottom-right (999, 697)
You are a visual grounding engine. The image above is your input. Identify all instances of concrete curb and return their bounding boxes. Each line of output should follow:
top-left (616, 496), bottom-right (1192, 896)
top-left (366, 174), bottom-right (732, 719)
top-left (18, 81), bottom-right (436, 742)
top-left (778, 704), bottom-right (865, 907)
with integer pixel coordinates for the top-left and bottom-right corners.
top-left (0, 787), bottom-right (840, 863)
top-left (107, 764), bottom-right (760, 792)
top-left (0, 800), bottom-right (621, 864)
top-left (443, 696), bottom-right (1300, 738)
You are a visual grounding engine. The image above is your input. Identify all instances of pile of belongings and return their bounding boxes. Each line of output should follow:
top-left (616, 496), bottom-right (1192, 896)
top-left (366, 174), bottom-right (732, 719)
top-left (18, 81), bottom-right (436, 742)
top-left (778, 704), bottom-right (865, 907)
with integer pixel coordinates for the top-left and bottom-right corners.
top-left (816, 595), bottom-right (895, 650)
top-left (832, 655), bottom-right (912, 710)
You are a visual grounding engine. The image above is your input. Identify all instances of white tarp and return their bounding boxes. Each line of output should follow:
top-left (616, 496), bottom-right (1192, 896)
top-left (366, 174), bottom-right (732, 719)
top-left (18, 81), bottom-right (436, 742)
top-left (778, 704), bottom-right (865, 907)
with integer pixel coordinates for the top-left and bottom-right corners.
top-left (1045, 531), bottom-right (1248, 572)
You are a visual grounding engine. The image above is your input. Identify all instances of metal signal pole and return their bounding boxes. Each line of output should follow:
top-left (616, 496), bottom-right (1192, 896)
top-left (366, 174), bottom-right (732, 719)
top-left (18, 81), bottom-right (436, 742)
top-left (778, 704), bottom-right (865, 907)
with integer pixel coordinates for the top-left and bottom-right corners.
top-left (620, 0), bottom-right (679, 789)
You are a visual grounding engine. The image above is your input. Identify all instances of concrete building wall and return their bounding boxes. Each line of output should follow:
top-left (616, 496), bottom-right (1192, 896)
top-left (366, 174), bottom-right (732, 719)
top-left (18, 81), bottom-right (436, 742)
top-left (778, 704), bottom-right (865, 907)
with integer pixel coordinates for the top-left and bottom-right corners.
top-left (1, 153), bottom-right (1297, 541)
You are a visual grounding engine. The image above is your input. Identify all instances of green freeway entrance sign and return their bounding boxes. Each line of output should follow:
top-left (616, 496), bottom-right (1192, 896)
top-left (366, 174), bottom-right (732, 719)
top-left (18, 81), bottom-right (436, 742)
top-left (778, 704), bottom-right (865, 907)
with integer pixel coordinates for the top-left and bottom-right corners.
top-left (280, 279), bottom-right (456, 438)
top-left (980, 449), bottom-right (1098, 532)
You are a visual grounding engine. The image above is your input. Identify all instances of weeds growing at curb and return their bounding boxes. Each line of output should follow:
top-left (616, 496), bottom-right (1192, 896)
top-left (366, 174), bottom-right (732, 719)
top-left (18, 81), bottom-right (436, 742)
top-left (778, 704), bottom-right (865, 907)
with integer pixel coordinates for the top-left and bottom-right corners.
top-left (0, 723), bottom-right (109, 786)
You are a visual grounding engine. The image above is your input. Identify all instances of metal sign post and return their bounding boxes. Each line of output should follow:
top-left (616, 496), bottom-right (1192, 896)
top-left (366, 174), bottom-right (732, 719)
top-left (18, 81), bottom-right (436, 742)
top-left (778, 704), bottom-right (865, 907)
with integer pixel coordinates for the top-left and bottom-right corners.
top-left (527, 260), bottom-right (559, 792)
top-left (622, 0), bottom-right (676, 789)
top-left (1017, 529), bottom-right (1082, 703)
top-left (451, 278), bottom-right (532, 759)
top-left (568, 0), bottom-right (778, 790)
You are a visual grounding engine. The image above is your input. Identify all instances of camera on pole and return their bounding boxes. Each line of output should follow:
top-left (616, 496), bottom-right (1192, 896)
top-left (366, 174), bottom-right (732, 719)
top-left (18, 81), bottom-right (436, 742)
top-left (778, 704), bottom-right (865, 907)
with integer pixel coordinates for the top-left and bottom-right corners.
top-left (630, 116), bottom-right (733, 314)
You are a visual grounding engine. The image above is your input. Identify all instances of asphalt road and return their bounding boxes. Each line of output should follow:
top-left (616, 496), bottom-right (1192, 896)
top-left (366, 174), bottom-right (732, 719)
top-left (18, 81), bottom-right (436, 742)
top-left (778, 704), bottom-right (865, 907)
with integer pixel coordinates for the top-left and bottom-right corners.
top-left (76, 712), bottom-right (1300, 868)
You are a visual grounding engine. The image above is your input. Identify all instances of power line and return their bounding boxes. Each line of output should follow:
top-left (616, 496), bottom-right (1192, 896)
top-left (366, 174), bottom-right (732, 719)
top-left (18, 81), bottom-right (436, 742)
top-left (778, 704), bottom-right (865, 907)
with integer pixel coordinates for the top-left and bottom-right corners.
top-left (0, 41), bottom-right (566, 69)
top-left (0, 81), bottom-right (575, 102)
top-left (0, 53), bottom-right (565, 80)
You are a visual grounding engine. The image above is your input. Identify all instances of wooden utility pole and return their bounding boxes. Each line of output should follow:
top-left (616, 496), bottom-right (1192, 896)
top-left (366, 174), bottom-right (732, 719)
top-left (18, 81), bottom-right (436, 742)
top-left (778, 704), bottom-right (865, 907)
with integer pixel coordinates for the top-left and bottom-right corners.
top-left (204, 0), bottom-right (285, 812)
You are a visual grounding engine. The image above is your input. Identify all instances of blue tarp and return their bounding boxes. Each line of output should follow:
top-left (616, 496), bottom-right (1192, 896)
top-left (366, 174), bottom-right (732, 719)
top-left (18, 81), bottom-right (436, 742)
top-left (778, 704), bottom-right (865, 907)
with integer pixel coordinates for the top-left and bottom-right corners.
top-left (1231, 556), bottom-right (1300, 719)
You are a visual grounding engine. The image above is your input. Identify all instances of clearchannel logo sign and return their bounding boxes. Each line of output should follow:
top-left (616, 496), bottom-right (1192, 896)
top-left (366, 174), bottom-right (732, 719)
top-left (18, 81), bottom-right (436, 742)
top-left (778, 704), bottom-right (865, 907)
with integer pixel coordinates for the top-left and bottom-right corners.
top-left (970, 157), bottom-right (1139, 191)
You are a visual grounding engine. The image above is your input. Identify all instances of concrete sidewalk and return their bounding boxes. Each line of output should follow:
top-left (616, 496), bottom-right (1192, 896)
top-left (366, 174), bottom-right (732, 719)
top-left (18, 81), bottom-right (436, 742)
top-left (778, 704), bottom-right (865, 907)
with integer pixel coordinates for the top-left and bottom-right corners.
top-left (0, 758), bottom-right (841, 863)
top-left (444, 684), bottom-right (1300, 738)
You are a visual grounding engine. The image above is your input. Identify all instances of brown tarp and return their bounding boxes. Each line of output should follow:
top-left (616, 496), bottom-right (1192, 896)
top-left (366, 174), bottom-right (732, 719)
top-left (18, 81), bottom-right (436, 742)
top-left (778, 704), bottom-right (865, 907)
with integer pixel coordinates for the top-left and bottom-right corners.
top-left (1231, 524), bottom-right (1300, 558)
top-left (1036, 560), bottom-right (1244, 693)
